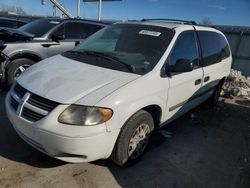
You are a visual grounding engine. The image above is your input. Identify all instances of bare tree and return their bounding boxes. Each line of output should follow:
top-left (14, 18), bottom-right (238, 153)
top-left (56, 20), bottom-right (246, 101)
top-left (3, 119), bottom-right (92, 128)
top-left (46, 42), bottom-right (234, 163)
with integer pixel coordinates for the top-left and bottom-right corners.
top-left (0, 4), bottom-right (27, 15)
top-left (201, 17), bottom-right (212, 25)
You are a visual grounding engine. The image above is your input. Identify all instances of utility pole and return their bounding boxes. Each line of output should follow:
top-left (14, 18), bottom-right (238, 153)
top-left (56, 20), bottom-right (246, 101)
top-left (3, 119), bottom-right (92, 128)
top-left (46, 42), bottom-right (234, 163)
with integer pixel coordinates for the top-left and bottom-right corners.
top-left (98, 0), bottom-right (102, 21)
top-left (52, 4), bottom-right (56, 17)
top-left (77, 0), bottom-right (81, 18)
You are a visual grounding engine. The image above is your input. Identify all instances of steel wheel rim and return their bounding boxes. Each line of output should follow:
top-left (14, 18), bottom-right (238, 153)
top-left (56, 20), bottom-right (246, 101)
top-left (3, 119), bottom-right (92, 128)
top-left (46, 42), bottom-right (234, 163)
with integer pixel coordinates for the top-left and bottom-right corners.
top-left (128, 123), bottom-right (150, 160)
top-left (14, 65), bottom-right (30, 80)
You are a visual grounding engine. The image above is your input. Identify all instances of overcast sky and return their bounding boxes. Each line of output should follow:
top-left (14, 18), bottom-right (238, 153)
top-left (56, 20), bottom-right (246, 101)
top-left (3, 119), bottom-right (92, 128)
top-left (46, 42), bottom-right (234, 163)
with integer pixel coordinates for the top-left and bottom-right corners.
top-left (1, 0), bottom-right (249, 26)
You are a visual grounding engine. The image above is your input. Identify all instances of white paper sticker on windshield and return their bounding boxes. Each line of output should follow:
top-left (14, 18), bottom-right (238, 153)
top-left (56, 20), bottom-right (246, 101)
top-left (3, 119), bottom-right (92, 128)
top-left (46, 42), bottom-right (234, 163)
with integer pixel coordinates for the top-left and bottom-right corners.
top-left (49, 21), bottom-right (60, 24)
top-left (139, 30), bottom-right (161, 37)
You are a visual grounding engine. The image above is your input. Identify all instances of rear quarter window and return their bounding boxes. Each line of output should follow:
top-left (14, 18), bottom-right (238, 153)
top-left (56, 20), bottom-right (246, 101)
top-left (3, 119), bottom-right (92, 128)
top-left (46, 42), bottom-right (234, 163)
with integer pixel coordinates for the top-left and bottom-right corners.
top-left (198, 31), bottom-right (230, 66)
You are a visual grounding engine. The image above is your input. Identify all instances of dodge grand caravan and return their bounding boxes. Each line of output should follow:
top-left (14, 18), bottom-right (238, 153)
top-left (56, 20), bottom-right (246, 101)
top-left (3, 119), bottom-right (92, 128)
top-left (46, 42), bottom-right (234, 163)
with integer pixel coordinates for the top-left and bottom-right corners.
top-left (6, 19), bottom-right (232, 166)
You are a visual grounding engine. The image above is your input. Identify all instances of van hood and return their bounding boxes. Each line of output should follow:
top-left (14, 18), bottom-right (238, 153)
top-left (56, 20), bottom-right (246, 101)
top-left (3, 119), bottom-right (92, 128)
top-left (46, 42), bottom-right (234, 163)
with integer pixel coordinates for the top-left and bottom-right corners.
top-left (17, 55), bottom-right (140, 105)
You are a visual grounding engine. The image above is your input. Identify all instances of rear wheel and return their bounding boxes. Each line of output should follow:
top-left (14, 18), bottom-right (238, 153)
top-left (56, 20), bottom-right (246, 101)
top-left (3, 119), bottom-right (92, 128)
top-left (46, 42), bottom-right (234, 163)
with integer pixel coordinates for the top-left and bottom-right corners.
top-left (6, 58), bottom-right (35, 85)
top-left (111, 110), bottom-right (154, 166)
top-left (209, 81), bottom-right (224, 106)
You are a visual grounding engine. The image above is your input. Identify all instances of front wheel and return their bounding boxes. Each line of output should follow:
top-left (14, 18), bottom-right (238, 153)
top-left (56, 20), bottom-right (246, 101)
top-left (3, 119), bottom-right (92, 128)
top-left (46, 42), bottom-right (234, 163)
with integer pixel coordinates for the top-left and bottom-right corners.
top-left (6, 58), bottom-right (35, 85)
top-left (111, 110), bottom-right (154, 166)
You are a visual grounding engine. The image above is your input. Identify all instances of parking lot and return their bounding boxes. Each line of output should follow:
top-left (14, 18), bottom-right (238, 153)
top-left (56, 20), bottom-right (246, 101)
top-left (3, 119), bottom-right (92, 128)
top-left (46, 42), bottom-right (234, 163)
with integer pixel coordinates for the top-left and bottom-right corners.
top-left (0, 88), bottom-right (250, 188)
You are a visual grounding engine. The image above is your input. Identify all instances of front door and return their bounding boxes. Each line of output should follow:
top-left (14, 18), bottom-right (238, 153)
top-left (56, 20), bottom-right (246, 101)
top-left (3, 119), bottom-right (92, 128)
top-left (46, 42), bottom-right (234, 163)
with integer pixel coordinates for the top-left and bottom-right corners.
top-left (164, 30), bottom-right (204, 122)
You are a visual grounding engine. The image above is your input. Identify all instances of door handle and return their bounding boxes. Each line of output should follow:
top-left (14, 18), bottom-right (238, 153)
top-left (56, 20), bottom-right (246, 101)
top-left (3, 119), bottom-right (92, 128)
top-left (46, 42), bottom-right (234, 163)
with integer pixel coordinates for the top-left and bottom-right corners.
top-left (41, 43), bottom-right (60, 48)
top-left (204, 76), bottom-right (210, 82)
top-left (195, 79), bottom-right (201, 85)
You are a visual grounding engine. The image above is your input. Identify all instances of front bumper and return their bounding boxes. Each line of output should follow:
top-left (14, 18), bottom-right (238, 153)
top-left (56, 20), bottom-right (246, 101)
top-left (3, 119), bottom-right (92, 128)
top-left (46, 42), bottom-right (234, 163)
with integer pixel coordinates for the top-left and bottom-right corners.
top-left (5, 93), bottom-right (120, 163)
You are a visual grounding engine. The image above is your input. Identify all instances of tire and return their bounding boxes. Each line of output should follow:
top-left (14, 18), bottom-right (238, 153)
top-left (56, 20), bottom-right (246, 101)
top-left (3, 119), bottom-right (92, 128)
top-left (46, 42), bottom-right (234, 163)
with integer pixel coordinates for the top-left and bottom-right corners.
top-left (6, 58), bottom-right (35, 86)
top-left (209, 81), bottom-right (224, 106)
top-left (111, 110), bottom-right (154, 167)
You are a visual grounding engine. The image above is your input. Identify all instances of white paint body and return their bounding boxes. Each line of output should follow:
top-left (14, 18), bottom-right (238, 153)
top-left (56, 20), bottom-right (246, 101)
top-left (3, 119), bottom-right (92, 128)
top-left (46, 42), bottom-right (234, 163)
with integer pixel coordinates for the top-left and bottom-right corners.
top-left (5, 22), bottom-right (232, 163)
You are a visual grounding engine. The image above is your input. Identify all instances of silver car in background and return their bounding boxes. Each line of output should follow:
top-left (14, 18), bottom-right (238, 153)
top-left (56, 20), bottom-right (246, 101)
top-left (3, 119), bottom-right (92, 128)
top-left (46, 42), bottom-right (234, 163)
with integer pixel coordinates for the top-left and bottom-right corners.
top-left (0, 18), bottom-right (110, 85)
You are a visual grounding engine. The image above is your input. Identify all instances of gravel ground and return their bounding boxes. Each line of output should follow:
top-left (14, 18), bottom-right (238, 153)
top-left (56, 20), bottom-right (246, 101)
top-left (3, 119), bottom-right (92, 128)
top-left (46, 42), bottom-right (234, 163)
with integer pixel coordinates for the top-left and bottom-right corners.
top-left (0, 88), bottom-right (250, 188)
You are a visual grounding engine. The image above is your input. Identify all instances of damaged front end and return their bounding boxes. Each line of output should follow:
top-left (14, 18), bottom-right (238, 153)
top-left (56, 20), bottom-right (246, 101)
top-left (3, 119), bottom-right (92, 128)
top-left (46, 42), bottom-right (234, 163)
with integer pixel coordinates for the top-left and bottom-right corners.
top-left (0, 40), bottom-right (8, 81)
top-left (0, 28), bottom-right (33, 82)
top-left (0, 27), bottom-right (34, 42)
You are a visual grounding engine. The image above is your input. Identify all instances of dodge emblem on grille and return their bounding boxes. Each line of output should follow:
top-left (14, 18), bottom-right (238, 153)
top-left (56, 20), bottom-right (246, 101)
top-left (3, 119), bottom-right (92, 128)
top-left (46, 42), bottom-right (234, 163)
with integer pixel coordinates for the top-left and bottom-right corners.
top-left (17, 92), bottom-right (31, 116)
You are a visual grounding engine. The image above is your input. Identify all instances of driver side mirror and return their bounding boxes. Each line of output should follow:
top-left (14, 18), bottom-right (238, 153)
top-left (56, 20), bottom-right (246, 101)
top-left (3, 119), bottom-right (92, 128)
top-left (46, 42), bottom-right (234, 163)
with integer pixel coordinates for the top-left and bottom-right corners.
top-left (51, 34), bottom-right (65, 42)
top-left (173, 59), bottom-right (194, 72)
top-left (162, 58), bottom-right (194, 77)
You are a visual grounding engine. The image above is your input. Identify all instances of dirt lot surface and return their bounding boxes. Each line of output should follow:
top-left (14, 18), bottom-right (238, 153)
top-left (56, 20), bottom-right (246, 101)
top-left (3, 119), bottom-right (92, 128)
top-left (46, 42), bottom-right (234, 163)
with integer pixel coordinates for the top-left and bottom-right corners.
top-left (0, 88), bottom-right (250, 188)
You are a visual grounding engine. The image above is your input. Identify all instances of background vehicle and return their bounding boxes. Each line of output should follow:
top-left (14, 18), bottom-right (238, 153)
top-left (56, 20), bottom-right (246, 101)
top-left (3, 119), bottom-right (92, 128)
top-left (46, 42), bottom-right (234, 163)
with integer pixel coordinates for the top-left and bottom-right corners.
top-left (0, 17), bottom-right (27, 28)
top-left (6, 19), bottom-right (232, 166)
top-left (0, 18), bottom-right (110, 85)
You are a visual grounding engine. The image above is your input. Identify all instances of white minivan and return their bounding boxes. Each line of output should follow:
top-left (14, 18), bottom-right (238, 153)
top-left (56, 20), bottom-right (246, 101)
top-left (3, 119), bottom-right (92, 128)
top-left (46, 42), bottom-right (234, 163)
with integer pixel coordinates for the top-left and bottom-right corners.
top-left (6, 19), bottom-right (232, 166)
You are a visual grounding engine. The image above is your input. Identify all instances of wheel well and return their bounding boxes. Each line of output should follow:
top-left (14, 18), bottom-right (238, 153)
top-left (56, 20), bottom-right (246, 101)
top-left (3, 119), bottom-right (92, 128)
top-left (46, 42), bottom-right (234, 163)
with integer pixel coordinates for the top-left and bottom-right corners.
top-left (6, 53), bottom-right (42, 73)
top-left (220, 77), bottom-right (226, 85)
top-left (10, 53), bottom-right (42, 63)
top-left (142, 105), bottom-right (162, 129)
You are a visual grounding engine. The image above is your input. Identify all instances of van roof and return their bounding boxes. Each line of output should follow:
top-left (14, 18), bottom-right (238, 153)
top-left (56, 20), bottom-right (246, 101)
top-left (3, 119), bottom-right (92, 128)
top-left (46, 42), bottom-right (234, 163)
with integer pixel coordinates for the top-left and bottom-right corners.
top-left (121, 19), bottom-right (217, 31)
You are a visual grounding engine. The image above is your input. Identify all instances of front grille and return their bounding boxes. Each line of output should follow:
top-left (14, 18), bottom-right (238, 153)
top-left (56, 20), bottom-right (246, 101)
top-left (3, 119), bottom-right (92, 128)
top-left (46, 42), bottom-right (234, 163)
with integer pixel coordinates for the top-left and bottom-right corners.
top-left (27, 94), bottom-right (59, 112)
top-left (10, 97), bottom-right (19, 111)
top-left (21, 107), bottom-right (46, 122)
top-left (10, 82), bottom-right (60, 122)
top-left (14, 83), bottom-right (26, 98)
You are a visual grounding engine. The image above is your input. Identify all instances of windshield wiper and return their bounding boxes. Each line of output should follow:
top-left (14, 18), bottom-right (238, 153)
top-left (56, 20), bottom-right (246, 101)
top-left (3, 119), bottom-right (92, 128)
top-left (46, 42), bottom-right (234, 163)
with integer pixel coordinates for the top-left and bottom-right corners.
top-left (78, 50), bottom-right (135, 73)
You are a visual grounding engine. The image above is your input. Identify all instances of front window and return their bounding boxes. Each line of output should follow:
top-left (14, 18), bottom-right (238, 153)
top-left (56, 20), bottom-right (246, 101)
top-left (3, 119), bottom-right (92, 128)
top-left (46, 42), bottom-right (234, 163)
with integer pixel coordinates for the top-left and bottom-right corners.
top-left (19, 19), bottom-right (62, 37)
top-left (63, 24), bottom-right (174, 74)
top-left (165, 31), bottom-right (199, 72)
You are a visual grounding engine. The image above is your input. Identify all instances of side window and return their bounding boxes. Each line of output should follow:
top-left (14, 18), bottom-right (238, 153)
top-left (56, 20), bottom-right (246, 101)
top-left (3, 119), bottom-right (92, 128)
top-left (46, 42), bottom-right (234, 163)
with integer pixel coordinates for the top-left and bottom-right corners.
top-left (65, 22), bottom-right (84, 39)
top-left (166, 31), bottom-right (199, 72)
top-left (81, 23), bottom-right (103, 37)
top-left (198, 31), bottom-right (230, 66)
top-left (51, 23), bottom-right (65, 36)
top-left (64, 22), bottom-right (102, 39)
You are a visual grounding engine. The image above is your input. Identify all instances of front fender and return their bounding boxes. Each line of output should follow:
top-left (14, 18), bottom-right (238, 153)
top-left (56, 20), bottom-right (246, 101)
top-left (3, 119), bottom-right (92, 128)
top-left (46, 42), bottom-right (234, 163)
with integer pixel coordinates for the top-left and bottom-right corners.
top-left (100, 93), bottom-right (167, 132)
top-left (8, 50), bottom-right (43, 61)
top-left (96, 73), bottom-right (169, 132)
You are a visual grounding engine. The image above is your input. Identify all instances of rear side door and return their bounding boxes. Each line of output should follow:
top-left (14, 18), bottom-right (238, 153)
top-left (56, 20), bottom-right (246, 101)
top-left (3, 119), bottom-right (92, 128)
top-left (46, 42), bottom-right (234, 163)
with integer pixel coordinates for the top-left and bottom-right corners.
top-left (196, 30), bottom-right (231, 100)
top-left (163, 30), bottom-right (204, 122)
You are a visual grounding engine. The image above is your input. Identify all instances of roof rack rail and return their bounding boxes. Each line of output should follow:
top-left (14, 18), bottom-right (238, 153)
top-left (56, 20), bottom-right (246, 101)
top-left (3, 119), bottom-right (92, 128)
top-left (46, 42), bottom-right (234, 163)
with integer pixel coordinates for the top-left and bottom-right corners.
top-left (141, 19), bottom-right (197, 25)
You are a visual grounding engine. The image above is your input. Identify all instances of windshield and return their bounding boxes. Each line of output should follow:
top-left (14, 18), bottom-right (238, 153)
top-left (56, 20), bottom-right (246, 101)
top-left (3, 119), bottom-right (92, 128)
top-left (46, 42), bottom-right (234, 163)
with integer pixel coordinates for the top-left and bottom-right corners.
top-left (62, 24), bottom-right (175, 74)
top-left (19, 19), bottom-right (62, 37)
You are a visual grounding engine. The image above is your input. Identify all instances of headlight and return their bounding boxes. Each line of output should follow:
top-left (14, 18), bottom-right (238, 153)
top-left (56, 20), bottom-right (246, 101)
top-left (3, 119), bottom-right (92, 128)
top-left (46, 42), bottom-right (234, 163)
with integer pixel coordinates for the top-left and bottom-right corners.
top-left (58, 105), bottom-right (113, 126)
